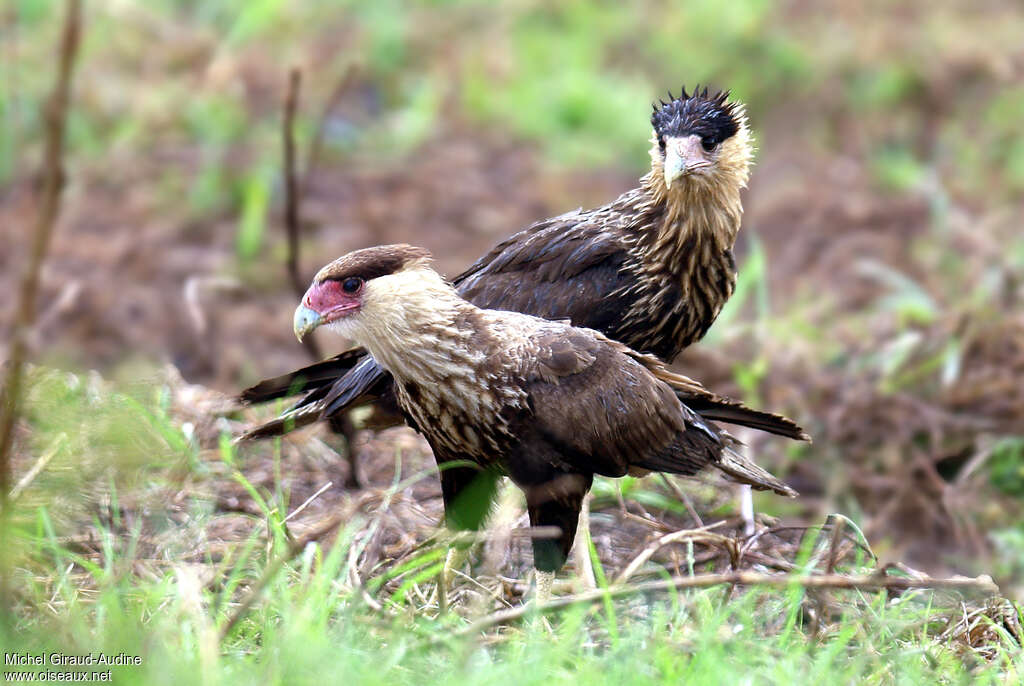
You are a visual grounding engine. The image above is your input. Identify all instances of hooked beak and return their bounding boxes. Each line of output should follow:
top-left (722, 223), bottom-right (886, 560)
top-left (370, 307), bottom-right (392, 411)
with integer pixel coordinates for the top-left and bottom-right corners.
top-left (293, 304), bottom-right (324, 342)
top-left (663, 135), bottom-right (712, 189)
top-left (293, 279), bottom-right (362, 341)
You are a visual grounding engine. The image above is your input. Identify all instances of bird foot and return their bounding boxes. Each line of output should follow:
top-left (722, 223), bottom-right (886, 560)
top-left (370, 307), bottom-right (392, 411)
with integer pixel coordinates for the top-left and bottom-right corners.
top-left (572, 494), bottom-right (598, 591)
top-left (534, 570), bottom-right (555, 606)
top-left (439, 547), bottom-right (469, 612)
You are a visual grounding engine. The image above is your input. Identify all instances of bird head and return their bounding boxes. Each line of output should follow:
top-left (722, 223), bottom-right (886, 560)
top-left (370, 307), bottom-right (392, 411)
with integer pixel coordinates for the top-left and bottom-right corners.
top-left (649, 87), bottom-right (751, 192)
top-left (293, 244), bottom-right (435, 343)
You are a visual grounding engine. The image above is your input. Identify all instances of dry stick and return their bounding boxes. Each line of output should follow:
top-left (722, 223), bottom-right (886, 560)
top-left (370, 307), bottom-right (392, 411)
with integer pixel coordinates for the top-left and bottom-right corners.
top-left (283, 481), bottom-right (333, 522)
top-left (615, 526), bottom-right (733, 585)
top-left (430, 570), bottom-right (1000, 644)
top-left (301, 64), bottom-right (358, 198)
top-left (282, 67), bottom-right (321, 361)
top-left (282, 68), bottom-right (304, 297)
top-left (825, 517), bottom-right (846, 575)
top-left (809, 518), bottom-right (850, 636)
top-left (218, 511), bottom-right (347, 640)
top-left (659, 474), bottom-right (703, 527)
top-left (8, 433), bottom-right (66, 502)
top-left (0, 0), bottom-right (81, 617)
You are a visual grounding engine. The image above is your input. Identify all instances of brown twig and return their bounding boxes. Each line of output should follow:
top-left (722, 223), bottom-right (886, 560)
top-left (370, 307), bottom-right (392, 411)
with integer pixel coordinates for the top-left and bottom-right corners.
top-left (825, 517), bottom-right (846, 575)
top-left (283, 68), bottom-right (304, 298)
top-left (302, 64), bottom-right (358, 198)
top-left (282, 67), bottom-right (321, 360)
top-left (426, 570), bottom-right (999, 645)
top-left (615, 524), bottom-right (729, 584)
top-left (0, 0), bottom-right (81, 616)
top-left (659, 474), bottom-right (703, 527)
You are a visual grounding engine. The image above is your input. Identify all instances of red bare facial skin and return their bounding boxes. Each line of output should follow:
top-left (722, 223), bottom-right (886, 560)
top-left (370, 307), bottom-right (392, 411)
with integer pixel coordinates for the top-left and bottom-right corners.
top-left (303, 280), bottom-right (361, 323)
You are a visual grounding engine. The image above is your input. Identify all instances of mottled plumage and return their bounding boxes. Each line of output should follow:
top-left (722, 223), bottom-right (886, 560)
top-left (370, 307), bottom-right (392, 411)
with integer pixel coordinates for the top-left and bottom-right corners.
top-left (240, 88), bottom-right (764, 452)
top-left (288, 245), bottom-right (802, 587)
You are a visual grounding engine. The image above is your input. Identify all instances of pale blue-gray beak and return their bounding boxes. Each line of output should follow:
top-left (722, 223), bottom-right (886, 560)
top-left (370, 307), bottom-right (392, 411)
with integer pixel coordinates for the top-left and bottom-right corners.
top-left (663, 145), bottom-right (687, 189)
top-left (663, 135), bottom-right (711, 189)
top-left (293, 304), bottom-right (324, 342)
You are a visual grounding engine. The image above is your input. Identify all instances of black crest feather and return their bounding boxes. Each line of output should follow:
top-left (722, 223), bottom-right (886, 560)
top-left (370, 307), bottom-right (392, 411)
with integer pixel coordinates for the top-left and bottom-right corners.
top-left (651, 86), bottom-right (739, 147)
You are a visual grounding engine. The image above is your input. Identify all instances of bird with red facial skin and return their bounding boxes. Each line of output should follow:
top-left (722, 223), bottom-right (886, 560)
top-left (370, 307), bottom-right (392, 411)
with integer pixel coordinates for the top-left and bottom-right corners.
top-left (290, 244), bottom-right (802, 604)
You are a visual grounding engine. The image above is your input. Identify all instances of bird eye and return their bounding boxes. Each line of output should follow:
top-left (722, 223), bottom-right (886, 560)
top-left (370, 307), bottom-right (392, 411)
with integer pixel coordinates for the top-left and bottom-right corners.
top-left (701, 138), bottom-right (718, 153)
top-left (342, 277), bottom-right (362, 294)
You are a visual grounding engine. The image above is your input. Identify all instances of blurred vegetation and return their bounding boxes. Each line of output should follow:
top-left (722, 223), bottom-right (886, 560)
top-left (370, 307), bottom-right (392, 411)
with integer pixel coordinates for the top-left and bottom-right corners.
top-left (2, 0), bottom-right (1023, 681)
top-left (7, 0), bottom-right (1022, 196)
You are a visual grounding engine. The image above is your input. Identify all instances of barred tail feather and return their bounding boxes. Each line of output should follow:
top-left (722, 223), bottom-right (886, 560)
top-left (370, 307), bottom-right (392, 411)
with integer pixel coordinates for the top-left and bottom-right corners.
top-left (685, 397), bottom-right (810, 442)
top-left (647, 366), bottom-right (809, 442)
top-left (235, 403), bottom-right (324, 441)
top-left (716, 446), bottom-right (797, 497)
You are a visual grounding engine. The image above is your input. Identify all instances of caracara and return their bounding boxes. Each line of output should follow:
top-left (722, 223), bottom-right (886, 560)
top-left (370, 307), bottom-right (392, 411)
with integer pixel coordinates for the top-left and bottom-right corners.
top-left (290, 245), bottom-right (802, 603)
top-left (241, 88), bottom-right (773, 492)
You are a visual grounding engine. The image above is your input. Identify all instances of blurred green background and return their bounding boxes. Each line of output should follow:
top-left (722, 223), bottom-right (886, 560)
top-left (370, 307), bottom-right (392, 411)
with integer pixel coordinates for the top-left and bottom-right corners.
top-left (1, 0), bottom-right (1023, 681)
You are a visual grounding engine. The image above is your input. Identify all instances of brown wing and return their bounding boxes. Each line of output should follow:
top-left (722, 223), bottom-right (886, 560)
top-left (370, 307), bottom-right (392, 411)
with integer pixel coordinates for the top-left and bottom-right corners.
top-left (453, 207), bottom-right (634, 332)
top-left (622, 349), bottom-right (811, 442)
top-left (520, 325), bottom-right (722, 478)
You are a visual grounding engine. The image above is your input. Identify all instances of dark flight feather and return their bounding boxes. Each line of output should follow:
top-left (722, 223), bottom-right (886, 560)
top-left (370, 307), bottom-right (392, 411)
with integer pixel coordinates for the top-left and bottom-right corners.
top-left (238, 349), bottom-right (366, 404)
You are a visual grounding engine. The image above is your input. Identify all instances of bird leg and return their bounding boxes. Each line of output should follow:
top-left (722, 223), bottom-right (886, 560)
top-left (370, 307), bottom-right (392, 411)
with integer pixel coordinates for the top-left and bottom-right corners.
top-left (439, 545), bottom-right (469, 613)
top-left (523, 473), bottom-right (594, 605)
top-left (534, 569), bottom-right (555, 605)
top-left (572, 492), bottom-right (597, 591)
top-left (735, 430), bottom-right (757, 535)
top-left (436, 464), bottom-right (501, 611)
top-left (327, 413), bottom-right (361, 489)
top-left (739, 484), bottom-right (755, 536)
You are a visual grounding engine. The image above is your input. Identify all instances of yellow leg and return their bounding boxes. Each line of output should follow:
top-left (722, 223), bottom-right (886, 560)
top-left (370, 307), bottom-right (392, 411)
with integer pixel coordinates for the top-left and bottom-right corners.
top-left (534, 569), bottom-right (555, 605)
top-left (572, 493), bottom-right (597, 591)
top-left (439, 546), bottom-right (469, 612)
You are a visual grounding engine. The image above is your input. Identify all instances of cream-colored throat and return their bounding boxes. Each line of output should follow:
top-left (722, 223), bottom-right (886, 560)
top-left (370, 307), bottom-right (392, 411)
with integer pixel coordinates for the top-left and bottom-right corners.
top-left (641, 180), bottom-right (744, 269)
top-left (340, 269), bottom-right (486, 385)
